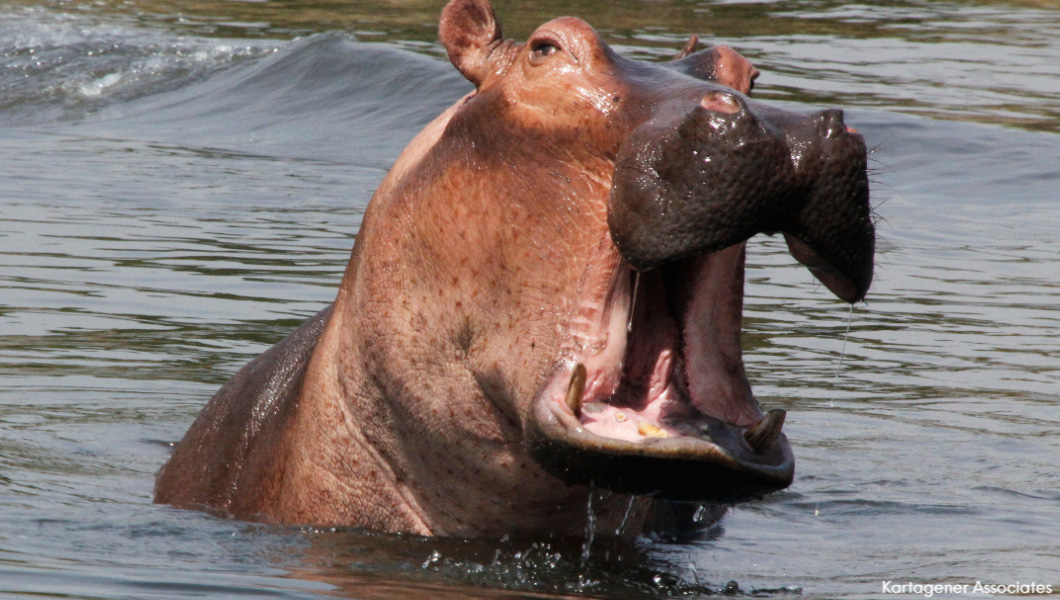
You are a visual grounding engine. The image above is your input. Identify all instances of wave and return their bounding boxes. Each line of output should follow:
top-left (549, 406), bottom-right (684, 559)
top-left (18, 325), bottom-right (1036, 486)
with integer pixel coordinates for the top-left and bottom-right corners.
top-left (0, 7), bottom-right (275, 124)
top-left (1, 8), bottom-right (471, 166)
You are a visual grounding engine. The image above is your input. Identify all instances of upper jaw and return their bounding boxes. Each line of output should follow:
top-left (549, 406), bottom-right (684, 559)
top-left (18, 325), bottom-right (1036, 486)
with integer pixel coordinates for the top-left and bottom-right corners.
top-left (607, 90), bottom-right (874, 303)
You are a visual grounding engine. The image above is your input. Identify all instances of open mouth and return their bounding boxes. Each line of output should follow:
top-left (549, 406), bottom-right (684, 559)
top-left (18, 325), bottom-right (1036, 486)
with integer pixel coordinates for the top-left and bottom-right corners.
top-left (527, 241), bottom-right (796, 503)
top-left (526, 92), bottom-right (873, 503)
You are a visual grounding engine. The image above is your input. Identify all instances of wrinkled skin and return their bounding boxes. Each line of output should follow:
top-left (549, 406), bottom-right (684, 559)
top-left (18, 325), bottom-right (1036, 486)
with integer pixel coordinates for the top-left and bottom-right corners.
top-left (155, 0), bottom-right (874, 537)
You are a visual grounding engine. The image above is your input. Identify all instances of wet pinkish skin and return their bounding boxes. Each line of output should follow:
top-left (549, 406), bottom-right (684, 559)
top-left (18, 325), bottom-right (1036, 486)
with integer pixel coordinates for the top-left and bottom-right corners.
top-left (154, 0), bottom-right (767, 536)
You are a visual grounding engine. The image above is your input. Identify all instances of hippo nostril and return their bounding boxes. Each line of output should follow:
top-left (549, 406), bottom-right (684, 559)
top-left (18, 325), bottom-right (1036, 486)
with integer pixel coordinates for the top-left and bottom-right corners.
top-left (700, 91), bottom-right (740, 115)
top-left (819, 108), bottom-right (846, 139)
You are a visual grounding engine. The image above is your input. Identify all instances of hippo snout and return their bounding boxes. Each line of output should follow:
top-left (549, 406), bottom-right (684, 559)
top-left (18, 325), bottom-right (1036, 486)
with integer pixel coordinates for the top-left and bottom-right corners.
top-left (608, 91), bottom-right (873, 302)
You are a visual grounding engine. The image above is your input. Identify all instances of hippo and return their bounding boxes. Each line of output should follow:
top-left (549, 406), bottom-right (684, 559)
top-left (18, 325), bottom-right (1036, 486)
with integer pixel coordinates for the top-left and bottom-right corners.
top-left (154, 0), bottom-right (874, 538)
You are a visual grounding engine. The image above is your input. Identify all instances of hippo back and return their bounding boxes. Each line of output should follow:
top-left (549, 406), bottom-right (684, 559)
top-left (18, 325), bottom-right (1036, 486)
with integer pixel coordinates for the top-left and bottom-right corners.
top-left (155, 306), bottom-right (332, 516)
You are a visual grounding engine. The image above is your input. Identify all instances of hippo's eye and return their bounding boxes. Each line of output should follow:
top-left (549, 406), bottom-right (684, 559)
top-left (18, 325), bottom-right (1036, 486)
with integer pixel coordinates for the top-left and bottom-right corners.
top-left (530, 39), bottom-right (561, 64)
top-left (533, 42), bottom-right (558, 57)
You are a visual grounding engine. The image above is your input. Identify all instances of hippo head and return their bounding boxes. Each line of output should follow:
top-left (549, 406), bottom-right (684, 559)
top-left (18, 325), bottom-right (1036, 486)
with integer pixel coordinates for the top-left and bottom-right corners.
top-left (407, 0), bottom-right (875, 507)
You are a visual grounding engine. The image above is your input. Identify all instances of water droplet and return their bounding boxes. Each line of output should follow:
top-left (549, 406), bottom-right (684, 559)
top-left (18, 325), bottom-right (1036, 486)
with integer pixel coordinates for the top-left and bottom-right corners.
top-left (421, 549), bottom-right (441, 569)
top-left (833, 303), bottom-right (855, 383)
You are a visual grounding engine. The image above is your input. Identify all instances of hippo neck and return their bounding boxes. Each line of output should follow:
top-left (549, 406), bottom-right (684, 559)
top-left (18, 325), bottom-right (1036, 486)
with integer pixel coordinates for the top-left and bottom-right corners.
top-left (287, 107), bottom-right (636, 535)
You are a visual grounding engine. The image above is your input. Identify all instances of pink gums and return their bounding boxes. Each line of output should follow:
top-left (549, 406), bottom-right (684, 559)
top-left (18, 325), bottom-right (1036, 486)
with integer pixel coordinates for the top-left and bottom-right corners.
top-left (555, 241), bottom-right (763, 444)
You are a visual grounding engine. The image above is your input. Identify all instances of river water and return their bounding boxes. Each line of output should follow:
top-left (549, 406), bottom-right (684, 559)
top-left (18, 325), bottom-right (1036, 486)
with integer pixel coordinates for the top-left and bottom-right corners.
top-left (1, 1), bottom-right (1058, 598)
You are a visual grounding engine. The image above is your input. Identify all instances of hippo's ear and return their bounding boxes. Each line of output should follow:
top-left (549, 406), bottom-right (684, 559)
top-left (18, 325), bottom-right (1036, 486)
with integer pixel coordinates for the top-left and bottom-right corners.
top-left (676, 34), bottom-right (703, 59)
top-left (671, 45), bottom-right (760, 95)
top-left (440, 0), bottom-right (503, 87)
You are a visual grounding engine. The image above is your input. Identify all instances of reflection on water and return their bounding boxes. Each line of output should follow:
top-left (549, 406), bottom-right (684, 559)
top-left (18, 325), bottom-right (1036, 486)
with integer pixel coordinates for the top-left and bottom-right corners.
top-left (1, 0), bottom-right (1059, 598)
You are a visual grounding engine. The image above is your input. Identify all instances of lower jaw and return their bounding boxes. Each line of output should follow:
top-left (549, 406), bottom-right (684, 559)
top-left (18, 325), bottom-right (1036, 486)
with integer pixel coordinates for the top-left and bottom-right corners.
top-left (526, 393), bottom-right (794, 502)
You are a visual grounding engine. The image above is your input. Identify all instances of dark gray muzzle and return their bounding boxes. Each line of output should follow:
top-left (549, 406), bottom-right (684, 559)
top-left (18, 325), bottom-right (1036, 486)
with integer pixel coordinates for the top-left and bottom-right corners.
top-left (608, 89), bottom-right (874, 302)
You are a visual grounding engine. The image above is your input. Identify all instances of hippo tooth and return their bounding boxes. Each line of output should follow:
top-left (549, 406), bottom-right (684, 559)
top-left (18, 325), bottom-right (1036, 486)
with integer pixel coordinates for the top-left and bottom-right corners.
top-left (744, 409), bottom-right (786, 452)
top-left (637, 422), bottom-right (669, 438)
top-left (566, 363), bottom-right (587, 416)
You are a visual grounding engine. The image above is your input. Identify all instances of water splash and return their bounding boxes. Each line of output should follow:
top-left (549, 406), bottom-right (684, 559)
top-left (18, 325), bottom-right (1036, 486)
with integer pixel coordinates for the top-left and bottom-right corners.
top-left (580, 489), bottom-right (597, 568)
top-left (614, 496), bottom-right (636, 536)
top-left (421, 549), bottom-right (441, 569)
top-left (77, 72), bottom-right (122, 97)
